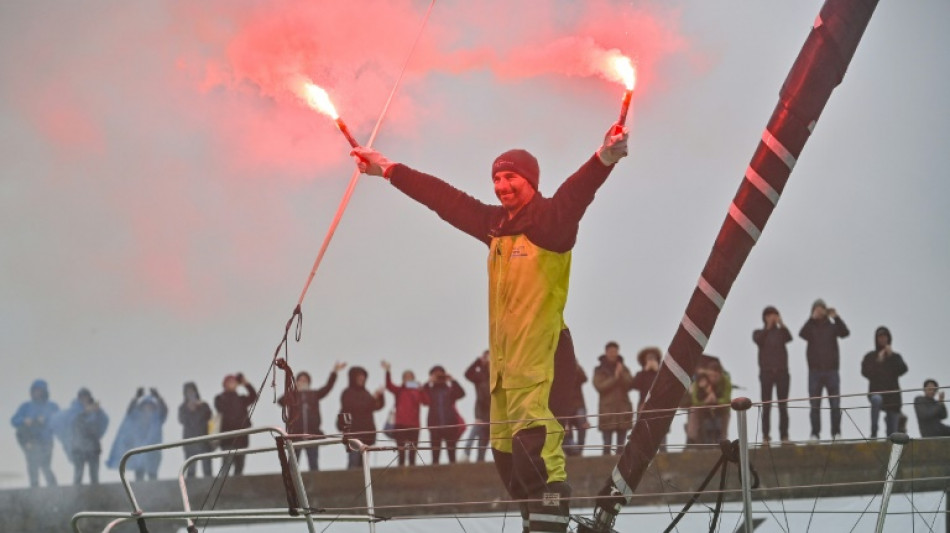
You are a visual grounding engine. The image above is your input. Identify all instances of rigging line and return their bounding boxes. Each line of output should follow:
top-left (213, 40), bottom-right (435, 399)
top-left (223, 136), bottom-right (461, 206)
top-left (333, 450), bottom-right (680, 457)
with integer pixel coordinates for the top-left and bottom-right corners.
top-left (295, 0), bottom-right (437, 308)
top-left (925, 489), bottom-right (944, 531)
top-left (405, 437), bottom-right (471, 533)
top-left (318, 450), bottom-right (402, 533)
top-left (197, 2), bottom-right (438, 528)
top-left (762, 437), bottom-right (791, 533)
top-left (846, 486), bottom-right (879, 533)
top-left (741, 405), bottom-right (787, 533)
top-left (804, 433), bottom-right (835, 533)
top-left (840, 406), bottom-right (931, 519)
top-left (197, 360), bottom-right (282, 533)
top-left (646, 433), bottom-right (682, 532)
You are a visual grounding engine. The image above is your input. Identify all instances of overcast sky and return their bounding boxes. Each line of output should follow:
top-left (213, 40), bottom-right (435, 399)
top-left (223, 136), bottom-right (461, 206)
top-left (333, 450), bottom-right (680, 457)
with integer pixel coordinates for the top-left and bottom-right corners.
top-left (2, 0), bottom-right (948, 490)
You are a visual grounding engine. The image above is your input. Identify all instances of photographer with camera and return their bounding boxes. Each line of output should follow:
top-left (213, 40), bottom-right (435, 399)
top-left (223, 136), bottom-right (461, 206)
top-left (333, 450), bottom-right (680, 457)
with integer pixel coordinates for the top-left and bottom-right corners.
top-left (214, 373), bottom-right (257, 475)
top-left (686, 359), bottom-right (732, 446)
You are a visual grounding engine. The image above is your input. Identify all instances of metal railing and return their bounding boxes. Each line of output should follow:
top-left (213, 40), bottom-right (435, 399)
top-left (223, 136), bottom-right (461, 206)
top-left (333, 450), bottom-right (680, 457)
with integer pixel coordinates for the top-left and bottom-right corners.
top-left (71, 426), bottom-right (385, 533)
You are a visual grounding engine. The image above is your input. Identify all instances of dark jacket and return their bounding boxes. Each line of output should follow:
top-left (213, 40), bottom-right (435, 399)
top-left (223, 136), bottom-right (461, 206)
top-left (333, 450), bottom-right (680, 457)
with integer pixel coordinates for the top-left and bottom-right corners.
top-left (278, 372), bottom-right (337, 436)
top-left (860, 326), bottom-right (908, 412)
top-left (464, 358), bottom-right (491, 421)
top-left (914, 395), bottom-right (949, 437)
top-left (421, 380), bottom-right (466, 428)
top-left (338, 367), bottom-right (384, 445)
top-left (385, 372), bottom-right (422, 428)
top-left (53, 393), bottom-right (109, 458)
top-left (178, 383), bottom-right (212, 440)
top-left (564, 362), bottom-right (589, 414)
top-left (388, 154), bottom-right (612, 251)
top-left (799, 315), bottom-right (850, 371)
top-left (592, 355), bottom-right (635, 431)
top-left (630, 368), bottom-right (658, 411)
top-left (753, 324), bottom-right (793, 371)
top-left (214, 384), bottom-right (257, 449)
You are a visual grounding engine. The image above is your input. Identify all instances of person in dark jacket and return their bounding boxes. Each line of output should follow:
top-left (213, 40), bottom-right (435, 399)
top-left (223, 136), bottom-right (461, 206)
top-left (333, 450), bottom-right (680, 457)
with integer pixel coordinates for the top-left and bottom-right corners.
top-left (861, 326), bottom-right (909, 438)
top-left (338, 366), bottom-right (385, 469)
top-left (593, 342), bottom-right (635, 455)
top-left (382, 360), bottom-right (421, 466)
top-left (214, 373), bottom-right (257, 475)
top-left (178, 382), bottom-right (213, 477)
top-left (278, 363), bottom-right (345, 471)
top-left (799, 299), bottom-right (849, 441)
top-left (559, 360), bottom-right (590, 457)
top-left (754, 306), bottom-right (793, 444)
top-left (351, 124), bottom-right (628, 532)
top-left (54, 388), bottom-right (109, 485)
top-left (462, 351), bottom-right (491, 462)
top-left (107, 388), bottom-right (167, 481)
top-left (914, 379), bottom-right (949, 437)
top-left (421, 365), bottom-right (466, 464)
top-left (11, 379), bottom-right (60, 487)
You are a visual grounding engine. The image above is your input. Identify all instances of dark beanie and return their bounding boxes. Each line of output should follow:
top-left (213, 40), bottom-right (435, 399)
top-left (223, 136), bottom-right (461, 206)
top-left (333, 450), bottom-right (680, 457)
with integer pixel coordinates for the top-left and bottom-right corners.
top-left (492, 149), bottom-right (540, 190)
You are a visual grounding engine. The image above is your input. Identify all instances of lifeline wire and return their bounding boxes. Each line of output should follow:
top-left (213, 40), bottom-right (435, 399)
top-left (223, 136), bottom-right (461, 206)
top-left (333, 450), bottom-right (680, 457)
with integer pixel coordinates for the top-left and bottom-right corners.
top-left (295, 0), bottom-right (437, 308)
top-left (192, 3), bottom-right (438, 532)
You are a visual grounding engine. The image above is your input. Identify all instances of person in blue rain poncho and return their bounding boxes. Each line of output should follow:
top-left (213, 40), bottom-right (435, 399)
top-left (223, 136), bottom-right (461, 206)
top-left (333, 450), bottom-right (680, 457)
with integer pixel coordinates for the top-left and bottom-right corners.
top-left (11, 379), bottom-right (60, 487)
top-left (53, 387), bottom-right (109, 485)
top-left (107, 388), bottom-right (167, 481)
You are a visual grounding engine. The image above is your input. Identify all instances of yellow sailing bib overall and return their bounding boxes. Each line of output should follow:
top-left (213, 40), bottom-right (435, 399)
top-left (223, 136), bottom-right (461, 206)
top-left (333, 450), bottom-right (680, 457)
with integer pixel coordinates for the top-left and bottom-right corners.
top-left (488, 233), bottom-right (570, 484)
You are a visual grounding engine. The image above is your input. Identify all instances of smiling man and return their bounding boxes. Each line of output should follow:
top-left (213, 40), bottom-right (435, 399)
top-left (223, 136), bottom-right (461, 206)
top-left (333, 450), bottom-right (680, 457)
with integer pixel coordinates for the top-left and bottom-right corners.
top-left (352, 125), bottom-right (628, 533)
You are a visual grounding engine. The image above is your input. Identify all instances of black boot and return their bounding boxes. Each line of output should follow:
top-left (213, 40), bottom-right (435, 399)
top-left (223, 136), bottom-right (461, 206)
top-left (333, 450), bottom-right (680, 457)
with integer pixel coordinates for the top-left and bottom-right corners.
top-left (527, 481), bottom-right (571, 532)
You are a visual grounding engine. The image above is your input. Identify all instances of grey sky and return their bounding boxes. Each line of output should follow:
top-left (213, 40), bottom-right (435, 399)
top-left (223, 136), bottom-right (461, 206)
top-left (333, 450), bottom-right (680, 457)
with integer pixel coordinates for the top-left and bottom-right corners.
top-left (1, 0), bottom-right (948, 489)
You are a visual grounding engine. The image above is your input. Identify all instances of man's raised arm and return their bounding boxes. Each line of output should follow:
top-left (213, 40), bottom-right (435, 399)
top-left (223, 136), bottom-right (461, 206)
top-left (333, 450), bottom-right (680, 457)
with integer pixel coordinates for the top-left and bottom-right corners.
top-left (352, 147), bottom-right (500, 245)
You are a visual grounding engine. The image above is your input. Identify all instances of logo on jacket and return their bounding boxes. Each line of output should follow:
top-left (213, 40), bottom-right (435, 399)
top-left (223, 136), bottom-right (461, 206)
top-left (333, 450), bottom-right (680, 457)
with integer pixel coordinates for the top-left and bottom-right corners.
top-left (511, 245), bottom-right (528, 257)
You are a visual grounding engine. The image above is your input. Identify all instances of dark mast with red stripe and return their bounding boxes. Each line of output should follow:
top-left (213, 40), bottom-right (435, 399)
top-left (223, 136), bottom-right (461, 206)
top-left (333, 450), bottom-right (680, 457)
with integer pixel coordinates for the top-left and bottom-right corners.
top-left (578, 0), bottom-right (880, 530)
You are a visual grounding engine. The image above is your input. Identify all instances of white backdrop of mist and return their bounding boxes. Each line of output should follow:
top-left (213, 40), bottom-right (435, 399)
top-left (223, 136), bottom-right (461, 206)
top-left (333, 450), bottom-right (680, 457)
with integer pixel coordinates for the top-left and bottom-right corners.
top-left (1, 0), bottom-right (948, 488)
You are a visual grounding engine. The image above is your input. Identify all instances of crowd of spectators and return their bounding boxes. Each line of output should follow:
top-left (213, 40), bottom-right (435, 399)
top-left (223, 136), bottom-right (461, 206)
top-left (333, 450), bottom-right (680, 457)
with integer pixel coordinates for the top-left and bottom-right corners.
top-left (10, 302), bottom-right (947, 487)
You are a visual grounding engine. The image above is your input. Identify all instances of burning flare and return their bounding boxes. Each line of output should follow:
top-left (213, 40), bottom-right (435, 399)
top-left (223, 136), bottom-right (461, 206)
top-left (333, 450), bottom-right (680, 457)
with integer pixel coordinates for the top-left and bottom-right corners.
top-left (610, 54), bottom-right (637, 91)
top-left (602, 52), bottom-right (636, 128)
top-left (292, 76), bottom-right (360, 148)
top-left (300, 81), bottom-right (340, 119)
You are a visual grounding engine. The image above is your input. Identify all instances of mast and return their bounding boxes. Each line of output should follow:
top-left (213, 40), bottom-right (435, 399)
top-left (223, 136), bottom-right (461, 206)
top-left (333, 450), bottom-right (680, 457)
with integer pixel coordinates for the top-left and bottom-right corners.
top-left (578, 0), bottom-right (880, 530)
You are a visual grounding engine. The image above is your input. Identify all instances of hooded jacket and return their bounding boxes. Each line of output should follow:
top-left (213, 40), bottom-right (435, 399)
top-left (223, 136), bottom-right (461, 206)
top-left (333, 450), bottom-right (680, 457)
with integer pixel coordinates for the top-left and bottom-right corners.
top-left (107, 393), bottom-right (167, 474)
top-left (178, 382), bottom-right (213, 439)
top-left (53, 389), bottom-right (109, 458)
top-left (592, 355), bottom-right (635, 431)
top-left (338, 367), bottom-right (384, 445)
top-left (860, 326), bottom-right (908, 412)
top-left (11, 379), bottom-right (60, 447)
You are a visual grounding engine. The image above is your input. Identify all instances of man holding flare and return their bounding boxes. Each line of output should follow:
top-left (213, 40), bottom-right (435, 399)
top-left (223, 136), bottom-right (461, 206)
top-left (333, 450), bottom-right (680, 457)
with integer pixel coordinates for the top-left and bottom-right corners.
top-left (351, 123), bottom-right (628, 533)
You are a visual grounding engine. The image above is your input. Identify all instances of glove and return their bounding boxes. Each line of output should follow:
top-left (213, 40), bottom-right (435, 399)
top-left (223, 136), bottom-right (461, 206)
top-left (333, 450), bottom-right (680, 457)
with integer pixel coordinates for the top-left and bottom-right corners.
top-left (136, 387), bottom-right (144, 398)
top-left (597, 125), bottom-right (629, 166)
top-left (351, 147), bottom-right (396, 178)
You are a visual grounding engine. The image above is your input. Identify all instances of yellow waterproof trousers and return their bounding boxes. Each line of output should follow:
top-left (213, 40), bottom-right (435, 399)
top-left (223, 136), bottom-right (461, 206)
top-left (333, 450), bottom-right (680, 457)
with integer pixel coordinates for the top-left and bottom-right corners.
top-left (490, 376), bottom-right (566, 489)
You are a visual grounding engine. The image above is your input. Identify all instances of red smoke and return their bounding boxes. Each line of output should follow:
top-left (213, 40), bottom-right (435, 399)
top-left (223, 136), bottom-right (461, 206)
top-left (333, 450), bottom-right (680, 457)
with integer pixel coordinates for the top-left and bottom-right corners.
top-left (186, 0), bottom-right (687, 167)
top-left (0, 0), bottom-right (689, 315)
